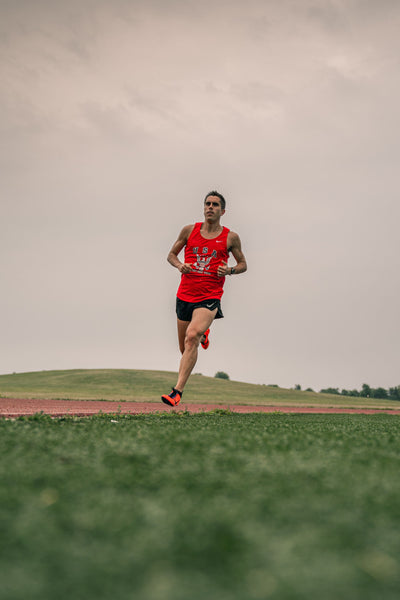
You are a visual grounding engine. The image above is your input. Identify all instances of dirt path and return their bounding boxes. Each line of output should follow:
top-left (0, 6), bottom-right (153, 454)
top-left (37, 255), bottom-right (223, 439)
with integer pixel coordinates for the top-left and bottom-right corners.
top-left (1, 397), bottom-right (400, 418)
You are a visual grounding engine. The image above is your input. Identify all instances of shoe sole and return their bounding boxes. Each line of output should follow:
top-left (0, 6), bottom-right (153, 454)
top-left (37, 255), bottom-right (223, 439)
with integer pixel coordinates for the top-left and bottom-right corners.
top-left (201, 329), bottom-right (210, 349)
top-left (161, 395), bottom-right (180, 407)
top-left (161, 396), bottom-right (174, 406)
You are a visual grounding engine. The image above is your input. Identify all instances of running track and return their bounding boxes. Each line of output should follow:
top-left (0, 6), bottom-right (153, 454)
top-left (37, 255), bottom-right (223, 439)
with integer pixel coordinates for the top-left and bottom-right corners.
top-left (1, 397), bottom-right (400, 418)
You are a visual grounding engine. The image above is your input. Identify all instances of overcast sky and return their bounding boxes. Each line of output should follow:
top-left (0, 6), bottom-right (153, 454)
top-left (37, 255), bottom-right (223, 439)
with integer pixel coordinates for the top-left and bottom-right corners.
top-left (1, 0), bottom-right (399, 391)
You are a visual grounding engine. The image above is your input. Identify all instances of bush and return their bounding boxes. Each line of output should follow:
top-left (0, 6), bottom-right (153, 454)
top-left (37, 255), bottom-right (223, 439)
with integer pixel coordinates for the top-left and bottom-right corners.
top-left (214, 371), bottom-right (230, 380)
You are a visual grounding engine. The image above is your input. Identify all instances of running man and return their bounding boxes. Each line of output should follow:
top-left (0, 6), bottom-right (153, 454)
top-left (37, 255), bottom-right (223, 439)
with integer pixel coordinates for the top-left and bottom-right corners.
top-left (162, 191), bottom-right (247, 406)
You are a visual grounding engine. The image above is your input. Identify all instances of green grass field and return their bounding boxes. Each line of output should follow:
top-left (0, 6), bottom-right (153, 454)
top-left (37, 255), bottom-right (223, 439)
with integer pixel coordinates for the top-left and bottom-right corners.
top-left (1, 412), bottom-right (400, 600)
top-left (0, 369), bottom-right (399, 409)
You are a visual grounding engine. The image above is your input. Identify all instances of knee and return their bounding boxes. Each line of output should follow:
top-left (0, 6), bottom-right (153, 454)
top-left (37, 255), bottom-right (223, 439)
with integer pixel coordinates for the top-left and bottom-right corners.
top-left (185, 327), bottom-right (202, 348)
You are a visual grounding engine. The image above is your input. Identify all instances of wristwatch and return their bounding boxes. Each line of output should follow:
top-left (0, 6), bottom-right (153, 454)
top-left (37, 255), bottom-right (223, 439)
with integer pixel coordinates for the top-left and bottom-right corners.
top-left (230, 267), bottom-right (236, 275)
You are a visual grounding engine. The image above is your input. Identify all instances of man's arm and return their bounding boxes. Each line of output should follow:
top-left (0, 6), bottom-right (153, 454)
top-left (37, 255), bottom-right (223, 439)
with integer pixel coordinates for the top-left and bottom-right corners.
top-left (217, 231), bottom-right (247, 277)
top-left (167, 225), bottom-right (194, 274)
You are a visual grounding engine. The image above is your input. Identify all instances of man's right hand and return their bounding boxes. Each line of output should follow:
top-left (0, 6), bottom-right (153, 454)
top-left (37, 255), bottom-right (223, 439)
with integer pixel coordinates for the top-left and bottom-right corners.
top-left (179, 263), bottom-right (193, 274)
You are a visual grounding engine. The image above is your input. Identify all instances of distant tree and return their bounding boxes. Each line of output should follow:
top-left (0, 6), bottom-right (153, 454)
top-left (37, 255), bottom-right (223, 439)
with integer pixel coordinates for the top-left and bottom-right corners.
top-left (371, 387), bottom-right (388, 399)
top-left (215, 371), bottom-right (230, 380)
top-left (305, 387), bottom-right (314, 392)
top-left (348, 389), bottom-right (360, 397)
top-left (389, 386), bottom-right (400, 400)
top-left (360, 383), bottom-right (371, 398)
top-left (320, 387), bottom-right (340, 395)
top-left (341, 389), bottom-right (349, 396)
top-left (294, 384), bottom-right (301, 391)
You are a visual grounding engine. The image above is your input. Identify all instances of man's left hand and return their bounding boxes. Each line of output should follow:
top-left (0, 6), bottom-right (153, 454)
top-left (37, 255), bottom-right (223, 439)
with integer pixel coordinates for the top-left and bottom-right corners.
top-left (217, 261), bottom-right (230, 277)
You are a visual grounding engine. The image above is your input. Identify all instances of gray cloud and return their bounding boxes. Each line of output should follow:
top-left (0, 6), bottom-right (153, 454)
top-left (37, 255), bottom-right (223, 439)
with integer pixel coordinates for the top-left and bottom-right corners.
top-left (1, 0), bottom-right (399, 390)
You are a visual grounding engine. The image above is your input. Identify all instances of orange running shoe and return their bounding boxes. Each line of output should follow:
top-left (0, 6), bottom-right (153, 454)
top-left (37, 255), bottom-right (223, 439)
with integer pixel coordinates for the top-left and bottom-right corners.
top-left (201, 328), bottom-right (210, 350)
top-left (161, 388), bottom-right (182, 407)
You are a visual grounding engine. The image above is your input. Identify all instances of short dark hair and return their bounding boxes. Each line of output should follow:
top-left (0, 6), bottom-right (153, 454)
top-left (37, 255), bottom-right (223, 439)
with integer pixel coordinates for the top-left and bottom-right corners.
top-left (204, 190), bottom-right (226, 210)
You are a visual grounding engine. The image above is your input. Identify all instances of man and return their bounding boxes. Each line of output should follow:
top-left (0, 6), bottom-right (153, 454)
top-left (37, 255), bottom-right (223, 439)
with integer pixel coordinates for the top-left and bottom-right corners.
top-left (162, 191), bottom-right (247, 406)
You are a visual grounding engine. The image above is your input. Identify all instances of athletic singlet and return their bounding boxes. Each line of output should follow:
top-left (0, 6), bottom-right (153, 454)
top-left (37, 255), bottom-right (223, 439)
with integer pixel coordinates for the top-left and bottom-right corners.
top-left (177, 222), bottom-right (230, 302)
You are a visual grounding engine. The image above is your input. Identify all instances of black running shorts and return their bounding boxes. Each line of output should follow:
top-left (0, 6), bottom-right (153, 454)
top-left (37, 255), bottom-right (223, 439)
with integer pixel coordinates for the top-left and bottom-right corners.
top-left (176, 297), bottom-right (224, 321)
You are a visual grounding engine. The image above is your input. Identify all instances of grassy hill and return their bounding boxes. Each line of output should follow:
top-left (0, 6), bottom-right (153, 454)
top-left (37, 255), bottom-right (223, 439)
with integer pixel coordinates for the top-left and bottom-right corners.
top-left (0, 369), bottom-right (399, 409)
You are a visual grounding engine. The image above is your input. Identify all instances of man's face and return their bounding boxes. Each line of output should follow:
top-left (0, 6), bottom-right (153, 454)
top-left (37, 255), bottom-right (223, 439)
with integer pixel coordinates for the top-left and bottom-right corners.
top-left (204, 196), bottom-right (225, 221)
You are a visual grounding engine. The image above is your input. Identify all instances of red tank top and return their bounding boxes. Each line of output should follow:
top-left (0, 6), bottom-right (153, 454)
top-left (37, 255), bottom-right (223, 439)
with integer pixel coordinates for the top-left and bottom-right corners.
top-left (177, 222), bottom-right (230, 302)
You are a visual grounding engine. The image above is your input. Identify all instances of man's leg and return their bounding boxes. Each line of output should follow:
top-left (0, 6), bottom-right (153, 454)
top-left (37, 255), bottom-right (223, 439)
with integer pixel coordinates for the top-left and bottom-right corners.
top-left (162, 307), bottom-right (217, 406)
top-left (175, 307), bottom-right (217, 393)
top-left (178, 319), bottom-right (208, 354)
top-left (177, 319), bottom-right (190, 355)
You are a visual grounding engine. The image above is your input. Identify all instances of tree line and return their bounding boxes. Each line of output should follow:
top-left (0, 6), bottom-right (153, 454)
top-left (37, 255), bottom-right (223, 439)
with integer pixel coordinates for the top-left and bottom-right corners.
top-left (319, 383), bottom-right (400, 400)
